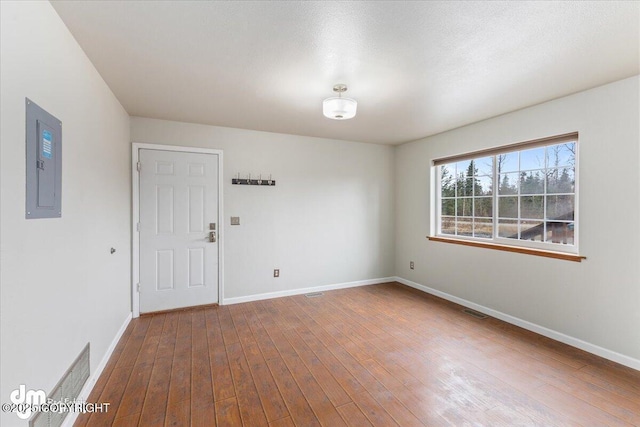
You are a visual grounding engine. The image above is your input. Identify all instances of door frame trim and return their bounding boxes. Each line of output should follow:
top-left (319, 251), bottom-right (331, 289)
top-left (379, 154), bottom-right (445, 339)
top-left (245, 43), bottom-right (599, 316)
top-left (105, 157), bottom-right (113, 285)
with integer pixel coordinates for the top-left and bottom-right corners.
top-left (131, 142), bottom-right (224, 318)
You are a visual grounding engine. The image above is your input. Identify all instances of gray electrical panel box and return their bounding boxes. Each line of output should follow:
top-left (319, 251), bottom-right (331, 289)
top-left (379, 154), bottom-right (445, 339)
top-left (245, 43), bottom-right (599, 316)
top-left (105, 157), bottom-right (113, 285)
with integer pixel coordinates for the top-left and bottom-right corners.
top-left (26, 98), bottom-right (62, 219)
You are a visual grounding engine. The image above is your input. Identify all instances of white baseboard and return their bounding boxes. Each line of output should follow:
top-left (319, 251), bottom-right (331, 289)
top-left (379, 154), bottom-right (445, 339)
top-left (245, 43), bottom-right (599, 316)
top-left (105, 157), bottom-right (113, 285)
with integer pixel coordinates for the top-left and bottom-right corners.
top-left (223, 277), bottom-right (396, 305)
top-left (62, 312), bottom-right (133, 427)
top-left (394, 276), bottom-right (640, 371)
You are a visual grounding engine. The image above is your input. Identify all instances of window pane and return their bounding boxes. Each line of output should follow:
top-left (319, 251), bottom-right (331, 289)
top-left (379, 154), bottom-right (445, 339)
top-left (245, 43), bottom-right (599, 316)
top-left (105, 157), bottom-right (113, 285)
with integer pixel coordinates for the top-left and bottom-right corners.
top-left (498, 196), bottom-right (518, 218)
top-left (546, 143), bottom-right (575, 168)
top-left (456, 177), bottom-right (470, 197)
top-left (519, 171), bottom-right (544, 194)
top-left (520, 147), bottom-right (545, 170)
top-left (457, 160), bottom-right (487, 196)
top-left (546, 195), bottom-right (574, 220)
top-left (520, 220), bottom-right (544, 241)
top-left (474, 197), bottom-right (492, 218)
top-left (441, 199), bottom-right (455, 216)
top-left (456, 159), bottom-right (472, 177)
top-left (440, 164), bottom-right (456, 197)
top-left (457, 174), bottom-right (475, 196)
top-left (497, 152), bottom-right (518, 173)
top-left (456, 198), bottom-right (472, 216)
top-left (474, 156), bottom-right (493, 176)
top-left (545, 222), bottom-right (574, 244)
top-left (473, 218), bottom-right (493, 238)
top-left (476, 176), bottom-right (493, 196)
top-left (520, 195), bottom-right (544, 219)
top-left (546, 168), bottom-right (575, 193)
top-left (498, 173), bottom-right (518, 195)
top-left (441, 216), bottom-right (456, 235)
top-left (457, 217), bottom-right (473, 236)
top-left (498, 219), bottom-right (518, 239)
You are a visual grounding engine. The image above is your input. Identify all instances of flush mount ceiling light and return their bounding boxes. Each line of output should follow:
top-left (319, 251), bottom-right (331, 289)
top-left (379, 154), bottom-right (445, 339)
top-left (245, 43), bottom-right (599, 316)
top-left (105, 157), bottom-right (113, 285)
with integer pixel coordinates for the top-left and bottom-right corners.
top-left (323, 84), bottom-right (357, 120)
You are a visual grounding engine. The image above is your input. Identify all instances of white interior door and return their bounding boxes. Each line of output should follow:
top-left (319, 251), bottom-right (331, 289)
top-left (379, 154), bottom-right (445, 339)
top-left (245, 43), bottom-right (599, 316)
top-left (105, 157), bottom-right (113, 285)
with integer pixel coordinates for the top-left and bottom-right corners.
top-left (139, 149), bottom-right (219, 313)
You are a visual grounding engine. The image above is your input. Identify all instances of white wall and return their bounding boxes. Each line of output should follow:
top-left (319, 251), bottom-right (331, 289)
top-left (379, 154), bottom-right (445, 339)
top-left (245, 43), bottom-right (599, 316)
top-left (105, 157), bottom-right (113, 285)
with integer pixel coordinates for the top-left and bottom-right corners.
top-left (395, 76), bottom-right (640, 364)
top-left (131, 118), bottom-right (395, 302)
top-left (0, 2), bottom-right (131, 425)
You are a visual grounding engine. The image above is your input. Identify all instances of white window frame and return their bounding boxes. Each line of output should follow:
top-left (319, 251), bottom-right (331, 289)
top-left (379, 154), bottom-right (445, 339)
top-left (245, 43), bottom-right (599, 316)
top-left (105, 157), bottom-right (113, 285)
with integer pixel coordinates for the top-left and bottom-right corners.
top-left (433, 133), bottom-right (579, 255)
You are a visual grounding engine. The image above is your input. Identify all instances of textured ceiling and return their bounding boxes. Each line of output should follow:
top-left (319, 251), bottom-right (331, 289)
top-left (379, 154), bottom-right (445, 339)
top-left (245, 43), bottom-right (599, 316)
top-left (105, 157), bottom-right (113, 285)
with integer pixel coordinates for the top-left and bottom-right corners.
top-left (51, 1), bottom-right (639, 145)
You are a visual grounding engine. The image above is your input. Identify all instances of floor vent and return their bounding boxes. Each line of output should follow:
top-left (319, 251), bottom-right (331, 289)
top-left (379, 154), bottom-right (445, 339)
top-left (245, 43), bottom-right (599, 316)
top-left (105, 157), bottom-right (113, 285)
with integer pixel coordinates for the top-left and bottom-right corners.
top-left (305, 292), bottom-right (324, 298)
top-left (462, 308), bottom-right (488, 319)
top-left (30, 343), bottom-right (90, 427)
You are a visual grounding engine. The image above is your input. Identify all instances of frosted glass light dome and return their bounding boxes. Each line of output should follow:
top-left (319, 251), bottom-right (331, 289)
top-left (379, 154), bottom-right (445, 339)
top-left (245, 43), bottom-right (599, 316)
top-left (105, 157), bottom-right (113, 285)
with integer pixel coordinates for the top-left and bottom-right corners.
top-left (323, 97), bottom-right (357, 120)
top-left (323, 84), bottom-right (357, 120)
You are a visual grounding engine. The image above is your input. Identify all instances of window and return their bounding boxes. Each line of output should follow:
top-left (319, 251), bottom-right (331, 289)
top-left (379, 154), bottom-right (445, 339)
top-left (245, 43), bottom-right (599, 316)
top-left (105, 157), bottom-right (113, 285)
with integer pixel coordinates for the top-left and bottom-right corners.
top-left (435, 133), bottom-right (578, 255)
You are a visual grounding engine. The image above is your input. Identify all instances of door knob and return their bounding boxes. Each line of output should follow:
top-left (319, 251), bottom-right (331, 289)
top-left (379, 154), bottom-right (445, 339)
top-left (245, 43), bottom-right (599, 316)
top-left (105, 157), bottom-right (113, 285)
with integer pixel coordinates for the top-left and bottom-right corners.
top-left (209, 231), bottom-right (216, 243)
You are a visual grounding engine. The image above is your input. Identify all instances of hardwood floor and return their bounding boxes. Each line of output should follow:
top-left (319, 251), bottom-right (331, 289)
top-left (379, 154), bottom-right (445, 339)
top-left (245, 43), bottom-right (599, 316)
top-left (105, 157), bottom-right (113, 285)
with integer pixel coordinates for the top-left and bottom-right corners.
top-left (74, 282), bottom-right (640, 426)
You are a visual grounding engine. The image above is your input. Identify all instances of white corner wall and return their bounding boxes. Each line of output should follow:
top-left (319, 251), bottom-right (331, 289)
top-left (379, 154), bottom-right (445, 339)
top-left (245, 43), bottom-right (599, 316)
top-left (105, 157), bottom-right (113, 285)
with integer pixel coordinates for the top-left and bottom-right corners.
top-left (131, 118), bottom-right (396, 302)
top-left (0, 2), bottom-right (131, 425)
top-left (395, 76), bottom-right (640, 366)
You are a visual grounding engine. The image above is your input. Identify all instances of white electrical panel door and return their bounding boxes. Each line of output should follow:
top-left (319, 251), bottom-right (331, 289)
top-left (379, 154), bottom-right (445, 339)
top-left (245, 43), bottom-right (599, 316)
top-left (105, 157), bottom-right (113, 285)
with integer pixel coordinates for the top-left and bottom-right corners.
top-left (26, 98), bottom-right (62, 219)
top-left (139, 149), bottom-right (219, 313)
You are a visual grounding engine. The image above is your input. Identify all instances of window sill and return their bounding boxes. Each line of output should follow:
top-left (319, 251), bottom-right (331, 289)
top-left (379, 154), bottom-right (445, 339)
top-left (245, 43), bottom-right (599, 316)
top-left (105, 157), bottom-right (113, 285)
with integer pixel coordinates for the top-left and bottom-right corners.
top-left (427, 236), bottom-right (586, 262)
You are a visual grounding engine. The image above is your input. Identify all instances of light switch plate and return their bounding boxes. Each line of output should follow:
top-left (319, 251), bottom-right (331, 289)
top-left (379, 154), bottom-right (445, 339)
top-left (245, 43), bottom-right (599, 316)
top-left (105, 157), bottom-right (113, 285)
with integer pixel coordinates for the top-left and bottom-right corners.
top-left (231, 216), bottom-right (240, 225)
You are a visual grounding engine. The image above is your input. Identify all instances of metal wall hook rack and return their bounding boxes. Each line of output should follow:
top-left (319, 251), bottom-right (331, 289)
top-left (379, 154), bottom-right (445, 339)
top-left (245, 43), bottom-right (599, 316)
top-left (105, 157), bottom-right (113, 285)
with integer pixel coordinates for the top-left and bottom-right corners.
top-left (232, 173), bottom-right (276, 186)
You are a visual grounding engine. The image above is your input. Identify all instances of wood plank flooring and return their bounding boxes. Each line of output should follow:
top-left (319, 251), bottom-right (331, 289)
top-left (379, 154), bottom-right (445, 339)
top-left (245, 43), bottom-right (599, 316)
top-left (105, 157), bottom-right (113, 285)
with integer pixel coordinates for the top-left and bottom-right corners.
top-left (74, 282), bottom-right (640, 426)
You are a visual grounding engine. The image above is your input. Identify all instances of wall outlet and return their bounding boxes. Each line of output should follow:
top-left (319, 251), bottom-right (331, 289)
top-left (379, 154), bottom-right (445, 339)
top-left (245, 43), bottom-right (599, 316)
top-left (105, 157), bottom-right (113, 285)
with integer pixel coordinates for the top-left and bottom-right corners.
top-left (410, 261), bottom-right (414, 270)
top-left (274, 269), bottom-right (280, 277)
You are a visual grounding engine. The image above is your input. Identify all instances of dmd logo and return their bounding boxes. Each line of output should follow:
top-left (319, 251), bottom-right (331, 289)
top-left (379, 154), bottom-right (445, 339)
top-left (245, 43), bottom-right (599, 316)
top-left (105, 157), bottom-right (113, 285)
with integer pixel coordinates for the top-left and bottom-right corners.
top-left (2, 385), bottom-right (110, 420)
top-left (9, 385), bottom-right (46, 420)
